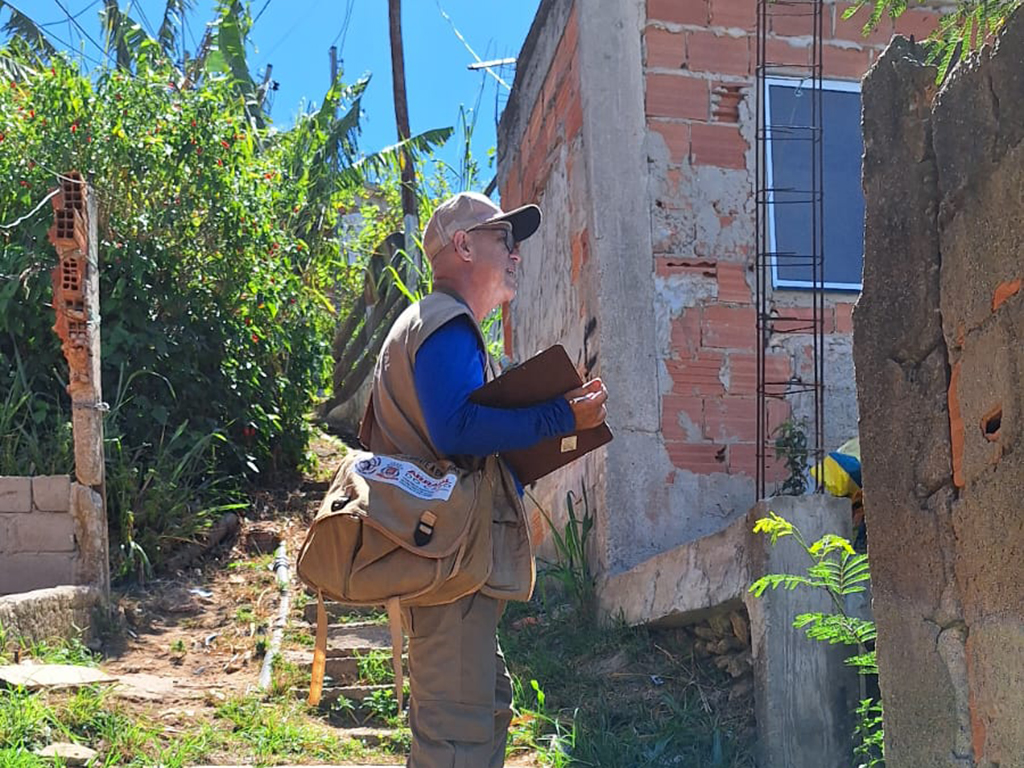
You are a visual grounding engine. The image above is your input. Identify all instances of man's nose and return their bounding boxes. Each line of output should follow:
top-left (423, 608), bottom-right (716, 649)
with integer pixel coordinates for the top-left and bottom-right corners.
top-left (510, 246), bottom-right (521, 262)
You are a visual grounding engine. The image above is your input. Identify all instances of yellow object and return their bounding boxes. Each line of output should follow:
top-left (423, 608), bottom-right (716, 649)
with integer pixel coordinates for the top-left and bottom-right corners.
top-left (811, 438), bottom-right (862, 500)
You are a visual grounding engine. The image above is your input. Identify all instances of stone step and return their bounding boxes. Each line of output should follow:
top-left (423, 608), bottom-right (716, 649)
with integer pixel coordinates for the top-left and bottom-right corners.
top-left (299, 683), bottom-right (394, 708)
top-left (302, 601), bottom-right (385, 625)
top-left (280, 650), bottom-right (406, 686)
top-left (325, 623), bottom-right (395, 656)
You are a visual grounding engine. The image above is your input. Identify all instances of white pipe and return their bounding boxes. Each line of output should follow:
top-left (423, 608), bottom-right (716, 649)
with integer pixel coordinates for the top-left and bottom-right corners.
top-left (258, 542), bottom-right (291, 691)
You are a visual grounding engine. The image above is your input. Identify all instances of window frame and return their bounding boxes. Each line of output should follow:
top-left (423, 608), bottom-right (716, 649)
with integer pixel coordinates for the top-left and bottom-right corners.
top-left (765, 76), bottom-right (863, 293)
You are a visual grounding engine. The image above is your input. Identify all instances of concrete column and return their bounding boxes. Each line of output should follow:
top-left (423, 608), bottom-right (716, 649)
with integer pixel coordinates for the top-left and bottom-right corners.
top-left (744, 494), bottom-right (858, 768)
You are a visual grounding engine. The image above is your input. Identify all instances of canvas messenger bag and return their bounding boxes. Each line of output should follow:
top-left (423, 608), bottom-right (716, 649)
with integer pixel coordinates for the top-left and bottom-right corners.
top-left (296, 441), bottom-right (496, 709)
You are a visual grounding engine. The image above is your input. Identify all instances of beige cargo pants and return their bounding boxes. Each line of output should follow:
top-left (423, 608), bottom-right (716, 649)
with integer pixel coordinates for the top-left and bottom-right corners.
top-left (403, 591), bottom-right (512, 768)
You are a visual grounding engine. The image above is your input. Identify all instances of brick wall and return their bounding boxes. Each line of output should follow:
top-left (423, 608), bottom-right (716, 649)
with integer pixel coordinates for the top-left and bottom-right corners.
top-left (498, 1), bottom-right (602, 551)
top-left (0, 475), bottom-right (78, 595)
top-left (645, 0), bottom-right (943, 488)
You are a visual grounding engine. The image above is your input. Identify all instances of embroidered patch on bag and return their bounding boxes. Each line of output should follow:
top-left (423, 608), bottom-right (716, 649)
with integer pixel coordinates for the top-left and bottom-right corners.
top-left (354, 456), bottom-right (459, 501)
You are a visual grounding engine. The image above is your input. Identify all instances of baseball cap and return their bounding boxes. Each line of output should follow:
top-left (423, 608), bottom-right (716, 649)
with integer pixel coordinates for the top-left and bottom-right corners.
top-left (422, 191), bottom-right (541, 262)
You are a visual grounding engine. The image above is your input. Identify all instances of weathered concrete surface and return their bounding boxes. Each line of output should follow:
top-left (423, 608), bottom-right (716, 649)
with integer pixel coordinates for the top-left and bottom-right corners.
top-left (0, 585), bottom-right (102, 645)
top-left (744, 494), bottom-right (857, 768)
top-left (856, 37), bottom-right (972, 768)
top-left (597, 512), bottom-right (750, 626)
top-left (856, 12), bottom-right (1024, 765)
top-left (70, 482), bottom-right (109, 595)
top-left (0, 476), bottom-right (32, 512)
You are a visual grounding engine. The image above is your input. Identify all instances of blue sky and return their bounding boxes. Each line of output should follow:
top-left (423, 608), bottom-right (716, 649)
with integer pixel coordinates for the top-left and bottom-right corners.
top-left (11, 0), bottom-right (541, 188)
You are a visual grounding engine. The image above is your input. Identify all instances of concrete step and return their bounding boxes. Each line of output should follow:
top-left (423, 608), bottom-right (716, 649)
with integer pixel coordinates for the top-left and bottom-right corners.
top-left (325, 623), bottom-right (395, 656)
top-left (280, 649), bottom-right (406, 686)
top-left (299, 683), bottom-right (394, 707)
top-left (302, 601), bottom-right (385, 625)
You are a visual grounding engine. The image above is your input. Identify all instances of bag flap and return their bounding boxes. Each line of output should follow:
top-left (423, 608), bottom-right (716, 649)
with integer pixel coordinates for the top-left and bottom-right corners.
top-left (318, 451), bottom-right (492, 559)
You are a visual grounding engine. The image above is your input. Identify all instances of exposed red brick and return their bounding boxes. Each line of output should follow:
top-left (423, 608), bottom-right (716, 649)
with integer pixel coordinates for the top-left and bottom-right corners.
top-left (823, 44), bottom-right (872, 80)
top-left (770, 7), bottom-right (820, 38)
top-left (833, 4), bottom-right (895, 45)
top-left (717, 262), bottom-right (752, 303)
top-left (711, 82), bottom-right (745, 123)
top-left (729, 443), bottom-right (789, 480)
top-left (688, 30), bottom-right (750, 75)
top-left (649, 0), bottom-right (709, 26)
top-left (893, 9), bottom-right (941, 42)
top-left (703, 304), bottom-right (756, 349)
top-left (554, 70), bottom-right (581, 139)
top-left (646, 73), bottom-right (710, 120)
top-left (704, 396), bottom-right (757, 442)
top-left (709, 0), bottom-right (756, 31)
top-left (662, 394), bottom-right (704, 441)
top-left (835, 301), bottom-right (855, 334)
top-left (726, 352), bottom-right (792, 394)
top-left (570, 229), bottom-right (588, 284)
top-left (645, 26), bottom-right (686, 69)
top-left (690, 122), bottom-right (748, 169)
top-left (656, 257), bottom-right (717, 278)
top-left (666, 351), bottom-right (726, 395)
top-left (566, 88), bottom-right (583, 140)
top-left (649, 119), bottom-right (691, 164)
top-left (670, 309), bottom-right (703, 357)
top-left (992, 278), bottom-right (1021, 311)
top-left (765, 36), bottom-right (812, 69)
top-left (666, 441), bottom-right (728, 474)
top-left (772, 305), bottom-right (836, 334)
top-left (949, 360), bottom-right (964, 488)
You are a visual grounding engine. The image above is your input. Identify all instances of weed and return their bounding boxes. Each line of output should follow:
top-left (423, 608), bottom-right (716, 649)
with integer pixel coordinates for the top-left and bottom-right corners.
top-left (529, 485), bottom-right (595, 619)
top-left (21, 635), bottom-right (97, 667)
top-left (362, 689), bottom-right (401, 727)
top-left (355, 650), bottom-right (393, 686)
top-left (169, 638), bottom-right (187, 655)
top-left (772, 419), bottom-right (810, 496)
top-left (234, 604), bottom-right (256, 624)
top-left (329, 694), bottom-right (358, 725)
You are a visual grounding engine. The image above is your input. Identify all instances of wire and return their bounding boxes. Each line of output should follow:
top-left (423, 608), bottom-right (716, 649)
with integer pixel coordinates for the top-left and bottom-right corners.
top-left (127, 0), bottom-right (159, 40)
top-left (0, 189), bottom-right (61, 230)
top-left (50, 0), bottom-right (112, 63)
top-left (330, 0), bottom-right (354, 51)
top-left (435, 0), bottom-right (510, 91)
top-left (252, 0), bottom-right (274, 26)
top-left (38, 0), bottom-right (101, 27)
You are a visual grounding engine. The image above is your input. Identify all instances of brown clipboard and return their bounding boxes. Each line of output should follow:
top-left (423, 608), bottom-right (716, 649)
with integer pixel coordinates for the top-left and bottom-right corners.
top-left (469, 345), bottom-right (612, 484)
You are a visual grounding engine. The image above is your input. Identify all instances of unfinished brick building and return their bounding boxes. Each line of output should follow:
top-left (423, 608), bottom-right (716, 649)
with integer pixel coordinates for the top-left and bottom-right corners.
top-left (497, 0), bottom-right (939, 602)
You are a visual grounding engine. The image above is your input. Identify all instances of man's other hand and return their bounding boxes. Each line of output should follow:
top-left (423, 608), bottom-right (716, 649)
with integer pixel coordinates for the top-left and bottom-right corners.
top-left (564, 378), bottom-right (608, 431)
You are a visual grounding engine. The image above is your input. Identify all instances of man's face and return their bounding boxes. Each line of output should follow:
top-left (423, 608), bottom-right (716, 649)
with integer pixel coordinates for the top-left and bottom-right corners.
top-left (469, 224), bottom-right (521, 307)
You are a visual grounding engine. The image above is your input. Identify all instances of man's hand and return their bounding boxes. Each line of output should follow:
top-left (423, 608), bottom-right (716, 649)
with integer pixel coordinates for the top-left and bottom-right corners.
top-left (564, 378), bottom-right (608, 431)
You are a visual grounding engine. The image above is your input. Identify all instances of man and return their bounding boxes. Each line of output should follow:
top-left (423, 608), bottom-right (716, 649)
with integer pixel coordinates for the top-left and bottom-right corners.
top-left (361, 191), bottom-right (608, 767)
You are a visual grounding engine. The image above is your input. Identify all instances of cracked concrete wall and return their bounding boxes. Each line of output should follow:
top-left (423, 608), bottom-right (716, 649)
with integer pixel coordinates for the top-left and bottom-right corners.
top-left (855, 13), bottom-right (1024, 766)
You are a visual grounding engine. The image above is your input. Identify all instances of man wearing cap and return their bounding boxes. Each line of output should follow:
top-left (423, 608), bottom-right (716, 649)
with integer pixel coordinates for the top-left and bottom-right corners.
top-left (361, 191), bottom-right (608, 767)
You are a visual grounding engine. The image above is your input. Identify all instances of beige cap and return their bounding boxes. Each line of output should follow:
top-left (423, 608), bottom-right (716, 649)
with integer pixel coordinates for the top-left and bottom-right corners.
top-left (422, 191), bottom-right (541, 261)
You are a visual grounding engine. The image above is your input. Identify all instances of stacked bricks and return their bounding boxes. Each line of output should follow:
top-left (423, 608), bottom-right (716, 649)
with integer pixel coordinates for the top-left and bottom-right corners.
top-left (645, 0), bottom-right (942, 481)
top-left (0, 475), bottom-right (76, 595)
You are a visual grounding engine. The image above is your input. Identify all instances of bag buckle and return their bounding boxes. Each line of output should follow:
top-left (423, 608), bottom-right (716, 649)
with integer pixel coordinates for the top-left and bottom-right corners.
top-left (414, 510), bottom-right (437, 546)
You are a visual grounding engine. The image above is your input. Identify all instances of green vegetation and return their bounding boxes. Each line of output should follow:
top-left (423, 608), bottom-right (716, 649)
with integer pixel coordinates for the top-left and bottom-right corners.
top-left (0, 1), bottom-right (451, 575)
top-left (750, 512), bottom-right (882, 767)
top-left (844, 0), bottom-right (1021, 80)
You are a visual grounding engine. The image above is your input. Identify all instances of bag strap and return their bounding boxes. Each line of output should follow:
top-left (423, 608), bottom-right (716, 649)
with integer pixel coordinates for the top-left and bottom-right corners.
top-left (386, 597), bottom-right (404, 712)
top-left (357, 395), bottom-right (376, 451)
top-left (307, 591), bottom-right (328, 707)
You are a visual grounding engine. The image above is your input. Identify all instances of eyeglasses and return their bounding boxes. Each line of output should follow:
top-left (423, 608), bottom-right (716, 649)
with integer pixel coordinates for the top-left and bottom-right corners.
top-left (470, 225), bottom-right (517, 255)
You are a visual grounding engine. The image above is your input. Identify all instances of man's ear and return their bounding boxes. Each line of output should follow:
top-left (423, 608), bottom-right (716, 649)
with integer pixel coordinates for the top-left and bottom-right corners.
top-left (452, 230), bottom-right (472, 260)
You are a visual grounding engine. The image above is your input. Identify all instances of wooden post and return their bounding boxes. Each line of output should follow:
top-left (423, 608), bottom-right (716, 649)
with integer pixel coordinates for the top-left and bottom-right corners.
top-left (387, 0), bottom-right (420, 268)
top-left (47, 173), bottom-right (109, 598)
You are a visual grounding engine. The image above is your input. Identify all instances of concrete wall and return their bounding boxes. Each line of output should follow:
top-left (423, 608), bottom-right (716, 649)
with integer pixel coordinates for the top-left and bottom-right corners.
top-left (0, 475), bottom-right (80, 595)
top-left (499, 0), bottom-right (942, 576)
top-left (855, 13), bottom-right (1024, 766)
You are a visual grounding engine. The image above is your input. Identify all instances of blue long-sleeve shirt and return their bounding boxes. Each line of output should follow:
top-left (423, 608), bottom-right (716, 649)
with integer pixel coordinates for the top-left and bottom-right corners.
top-left (414, 317), bottom-right (576, 484)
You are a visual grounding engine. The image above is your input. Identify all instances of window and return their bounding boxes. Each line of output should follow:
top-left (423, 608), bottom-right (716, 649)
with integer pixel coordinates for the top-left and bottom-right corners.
top-left (766, 78), bottom-right (864, 292)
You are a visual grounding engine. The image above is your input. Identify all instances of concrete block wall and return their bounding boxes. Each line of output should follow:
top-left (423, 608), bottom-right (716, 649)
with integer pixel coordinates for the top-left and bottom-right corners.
top-left (855, 12), bottom-right (1024, 766)
top-left (0, 475), bottom-right (78, 595)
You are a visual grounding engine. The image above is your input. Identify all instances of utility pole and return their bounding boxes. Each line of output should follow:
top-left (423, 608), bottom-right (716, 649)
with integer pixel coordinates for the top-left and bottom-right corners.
top-left (387, 0), bottom-right (420, 268)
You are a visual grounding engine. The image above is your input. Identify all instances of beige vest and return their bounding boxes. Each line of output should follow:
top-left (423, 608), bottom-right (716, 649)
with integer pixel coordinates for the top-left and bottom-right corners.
top-left (362, 290), bottom-right (535, 602)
